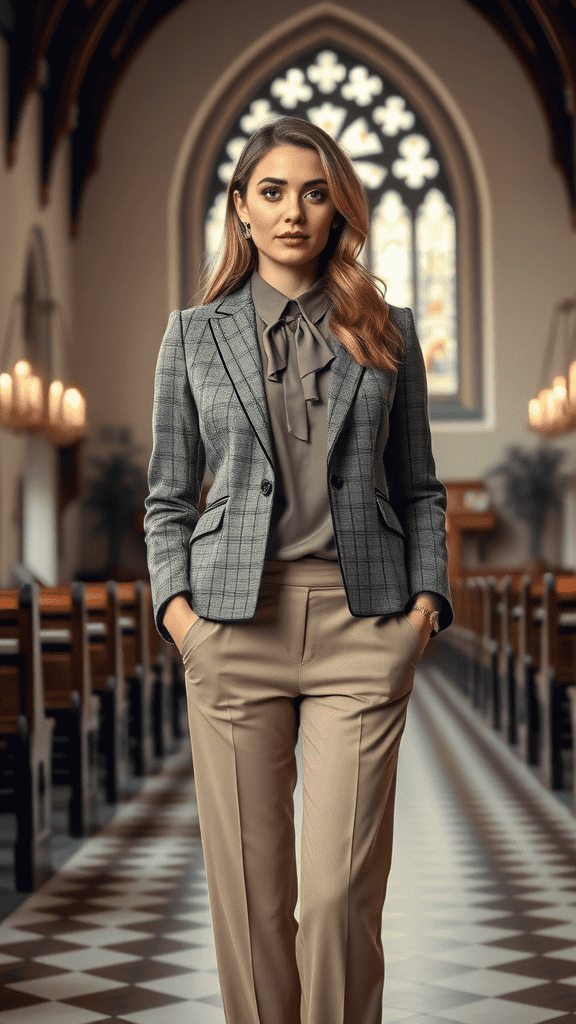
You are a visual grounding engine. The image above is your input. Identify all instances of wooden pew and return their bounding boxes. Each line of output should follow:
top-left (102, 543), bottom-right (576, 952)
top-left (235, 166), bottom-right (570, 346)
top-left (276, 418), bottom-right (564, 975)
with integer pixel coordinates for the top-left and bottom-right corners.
top-left (84, 582), bottom-right (129, 804)
top-left (116, 581), bottom-right (155, 776)
top-left (496, 575), bottom-right (519, 746)
top-left (0, 583), bottom-right (54, 891)
top-left (457, 577), bottom-right (483, 704)
top-left (38, 583), bottom-right (100, 836)
top-left (534, 573), bottom-right (576, 792)
top-left (477, 575), bottom-right (501, 728)
top-left (146, 592), bottom-right (179, 756)
top-left (514, 575), bottom-right (541, 766)
top-left (567, 685), bottom-right (576, 816)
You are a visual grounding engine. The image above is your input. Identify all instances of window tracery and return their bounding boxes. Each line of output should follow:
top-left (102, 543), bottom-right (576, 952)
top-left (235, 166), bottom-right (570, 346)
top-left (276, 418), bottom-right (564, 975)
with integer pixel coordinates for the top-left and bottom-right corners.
top-left (204, 46), bottom-right (462, 404)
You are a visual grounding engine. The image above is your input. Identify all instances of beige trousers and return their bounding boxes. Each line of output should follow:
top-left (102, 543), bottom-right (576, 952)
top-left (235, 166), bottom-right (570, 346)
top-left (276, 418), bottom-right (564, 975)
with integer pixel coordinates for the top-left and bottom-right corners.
top-left (182, 558), bottom-right (428, 1024)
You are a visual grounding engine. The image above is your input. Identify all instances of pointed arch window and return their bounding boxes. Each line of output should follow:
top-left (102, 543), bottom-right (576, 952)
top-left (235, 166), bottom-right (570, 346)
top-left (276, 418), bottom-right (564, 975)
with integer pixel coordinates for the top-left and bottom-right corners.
top-left (198, 41), bottom-right (484, 423)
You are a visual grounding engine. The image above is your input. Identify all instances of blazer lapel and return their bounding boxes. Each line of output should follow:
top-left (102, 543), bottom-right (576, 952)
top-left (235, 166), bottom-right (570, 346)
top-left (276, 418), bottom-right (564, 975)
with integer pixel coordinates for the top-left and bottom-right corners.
top-left (327, 342), bottom-right (365, 463)
top-left (208, 283), bottom-right (275, 468)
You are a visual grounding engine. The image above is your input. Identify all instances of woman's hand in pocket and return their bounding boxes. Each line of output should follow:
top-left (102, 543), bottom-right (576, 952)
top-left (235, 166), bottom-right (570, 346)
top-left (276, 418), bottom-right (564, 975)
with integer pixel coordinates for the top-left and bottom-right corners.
top-left (163, 595), bottom-right (200, 655)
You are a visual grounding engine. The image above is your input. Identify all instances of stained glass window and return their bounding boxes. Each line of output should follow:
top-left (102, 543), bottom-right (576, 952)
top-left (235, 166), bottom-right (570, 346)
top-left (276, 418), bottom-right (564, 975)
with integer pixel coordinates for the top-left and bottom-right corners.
top-left (204, 47), bottom-right (459, 402)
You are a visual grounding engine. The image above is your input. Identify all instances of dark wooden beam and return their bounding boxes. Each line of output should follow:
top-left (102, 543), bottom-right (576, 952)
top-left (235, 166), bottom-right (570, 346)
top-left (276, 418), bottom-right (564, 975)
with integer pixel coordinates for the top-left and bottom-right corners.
top-left (40, 0), bottom-right (123, 203)
top-left (469, 0), bottom-right (576, 219)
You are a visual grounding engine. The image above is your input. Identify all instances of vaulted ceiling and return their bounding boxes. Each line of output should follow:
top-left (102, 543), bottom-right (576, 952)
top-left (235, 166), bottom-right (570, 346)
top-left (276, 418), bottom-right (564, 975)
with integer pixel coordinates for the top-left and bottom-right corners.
top-left (1, 0), bottom-right (575, 236)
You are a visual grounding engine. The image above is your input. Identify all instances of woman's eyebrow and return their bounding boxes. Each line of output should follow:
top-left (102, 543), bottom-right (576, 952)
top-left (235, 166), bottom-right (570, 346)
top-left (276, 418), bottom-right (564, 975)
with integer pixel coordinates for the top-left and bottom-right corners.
top-left (256, 176), bottom-right (328, 187)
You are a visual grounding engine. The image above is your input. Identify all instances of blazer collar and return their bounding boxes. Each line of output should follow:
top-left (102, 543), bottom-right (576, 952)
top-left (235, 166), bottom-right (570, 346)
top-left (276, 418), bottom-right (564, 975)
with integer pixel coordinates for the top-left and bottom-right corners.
top-left (208, 280), bottom-right (366, 466)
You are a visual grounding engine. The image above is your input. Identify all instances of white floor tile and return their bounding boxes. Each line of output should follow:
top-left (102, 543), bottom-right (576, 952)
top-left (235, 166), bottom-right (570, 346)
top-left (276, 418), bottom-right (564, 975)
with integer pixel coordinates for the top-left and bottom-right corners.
top-left (433, 968), bottom-right (544, 997)
top-left (0, 1002), bottom-right (110, 1023)
top-left (54, 926), bottom-right (152, 947)
top-left (431, 944), bottom-right (534, 969)
top-left (34, 948), bottom-right (141, 971)
top-left (136, 970), bottom-right (222, 999)
top-left (152, 946), bottom-right (218, 970)
top-left (7, 971), bottom-right (127, 999)
top-left (425, 923), bottom-right (521, 944)
top-left (119, 1000), bottom-right (225, 1024)
top-left (440, 998), bottom-right (566, 1023)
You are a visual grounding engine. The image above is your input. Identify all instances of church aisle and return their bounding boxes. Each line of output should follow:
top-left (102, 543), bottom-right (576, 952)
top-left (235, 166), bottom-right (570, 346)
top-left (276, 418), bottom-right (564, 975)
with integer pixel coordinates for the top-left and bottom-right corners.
top-left (0, 667), bottom-right (575, 1024)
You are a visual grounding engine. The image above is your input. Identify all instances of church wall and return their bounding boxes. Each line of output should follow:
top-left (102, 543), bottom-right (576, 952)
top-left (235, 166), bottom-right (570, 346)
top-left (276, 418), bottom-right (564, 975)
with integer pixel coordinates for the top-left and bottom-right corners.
top-left (0, 38), bottom-right (80, 585)
top-left (71, 0), bottom-right (576, 571)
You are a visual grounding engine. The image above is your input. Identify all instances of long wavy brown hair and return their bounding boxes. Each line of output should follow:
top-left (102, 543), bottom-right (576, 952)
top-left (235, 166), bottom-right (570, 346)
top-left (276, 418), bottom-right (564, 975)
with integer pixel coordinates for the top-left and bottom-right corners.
top-left (202, 117), bottom-right (405, 370)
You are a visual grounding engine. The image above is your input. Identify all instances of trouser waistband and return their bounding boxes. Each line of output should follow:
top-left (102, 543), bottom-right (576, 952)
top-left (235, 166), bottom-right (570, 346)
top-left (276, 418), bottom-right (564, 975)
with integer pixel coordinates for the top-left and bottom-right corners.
top-left (262, 557), bottom-right (344, 588)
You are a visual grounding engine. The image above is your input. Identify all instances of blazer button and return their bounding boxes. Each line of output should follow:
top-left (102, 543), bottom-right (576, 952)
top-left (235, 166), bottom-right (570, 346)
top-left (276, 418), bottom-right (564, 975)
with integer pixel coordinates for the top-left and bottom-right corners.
top-left (330, 474), bottom-right (344, 489)
top-left (261, 479), bottom-right (273, 496)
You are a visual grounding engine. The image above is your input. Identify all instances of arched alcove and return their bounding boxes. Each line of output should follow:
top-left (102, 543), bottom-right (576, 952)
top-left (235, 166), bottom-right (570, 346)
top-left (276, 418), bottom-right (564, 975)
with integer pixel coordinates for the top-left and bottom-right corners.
top-left (169, 3), bottom-right (492, 426)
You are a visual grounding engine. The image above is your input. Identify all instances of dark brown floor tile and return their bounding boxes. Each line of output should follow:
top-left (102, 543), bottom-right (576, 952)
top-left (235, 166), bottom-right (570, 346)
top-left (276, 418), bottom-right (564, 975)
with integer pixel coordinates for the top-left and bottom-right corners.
top-left (139, 899), bottom-right (204, 916)
top-left (484, 913), bottom-right (570, 931)
top-left (479, 896), bottom-right (556, 913)
top-left (122, 918), bottom-right (198, 936)
top-left (105, 935), bottom-right (194, 957)
top-left (0, 959), bottom-right (68, 984)
top-left (501, 982), bottom-right (576, 1013)
top-left (66, 985), bottom-right (185, 1015)
top-left (492, 956), bottom-right (576, 981)
top-left (0, 985), bottom-right (46, 1010)
top-left (487, 933), bottom-right (576, 955)
top-left (4, 936), bottom-right (85, 958)
top-left (26, 919), bottom-right (105, 937)
top-left (87, 959), bottom-right (192, 984)
top-left (45, 900), bottom-right (112, 917)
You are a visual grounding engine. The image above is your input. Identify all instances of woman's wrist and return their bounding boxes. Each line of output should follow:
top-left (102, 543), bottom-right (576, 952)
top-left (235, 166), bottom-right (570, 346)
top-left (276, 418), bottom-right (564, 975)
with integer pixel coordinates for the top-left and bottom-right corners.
top-left (408, 593), bottom-right (441, 635)
top-left (411, 591), bottom-right (441, 612)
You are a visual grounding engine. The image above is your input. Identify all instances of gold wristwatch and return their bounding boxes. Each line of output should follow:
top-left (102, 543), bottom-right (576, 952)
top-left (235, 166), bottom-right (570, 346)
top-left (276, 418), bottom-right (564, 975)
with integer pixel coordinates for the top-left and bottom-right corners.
top-left (412, 604), bottom-right (440, 637)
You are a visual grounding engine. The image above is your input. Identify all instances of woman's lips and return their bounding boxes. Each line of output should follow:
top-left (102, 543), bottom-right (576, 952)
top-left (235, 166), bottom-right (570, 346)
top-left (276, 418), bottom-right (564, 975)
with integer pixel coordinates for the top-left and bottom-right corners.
top-left (278, 234), bottom-right (308, 244)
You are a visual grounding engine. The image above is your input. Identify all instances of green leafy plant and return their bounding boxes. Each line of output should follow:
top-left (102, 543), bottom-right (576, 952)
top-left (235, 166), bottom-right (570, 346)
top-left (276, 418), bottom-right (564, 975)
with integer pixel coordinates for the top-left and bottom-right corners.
top-left (83, 441), bottom-right (148, 571)
top-left (486, 443), bottom-right (568, 561)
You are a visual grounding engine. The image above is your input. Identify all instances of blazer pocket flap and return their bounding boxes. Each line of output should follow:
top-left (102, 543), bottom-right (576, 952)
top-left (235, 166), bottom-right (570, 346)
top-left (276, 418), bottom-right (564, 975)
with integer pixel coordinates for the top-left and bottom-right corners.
top-left (375, 493), bottom-right (405, 537)
top-left (191, 502), bottom-right (227, 542)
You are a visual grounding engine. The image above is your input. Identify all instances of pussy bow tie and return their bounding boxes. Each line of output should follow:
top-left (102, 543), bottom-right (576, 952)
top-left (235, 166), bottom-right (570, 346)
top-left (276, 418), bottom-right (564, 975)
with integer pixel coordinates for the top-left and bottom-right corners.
top-left (262, 305), bottom-right (334, 442)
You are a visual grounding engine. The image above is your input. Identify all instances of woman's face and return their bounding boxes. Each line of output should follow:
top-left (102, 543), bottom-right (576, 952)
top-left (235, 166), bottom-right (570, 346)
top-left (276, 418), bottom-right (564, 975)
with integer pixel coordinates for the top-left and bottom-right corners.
top-left (233, 145), bottom-right (340, 283)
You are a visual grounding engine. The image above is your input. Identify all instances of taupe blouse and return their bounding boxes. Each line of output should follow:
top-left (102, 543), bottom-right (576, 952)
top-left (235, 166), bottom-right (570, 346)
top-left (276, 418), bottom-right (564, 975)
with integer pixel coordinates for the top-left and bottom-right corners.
top-left (251, 270), bottom-right (338, 561)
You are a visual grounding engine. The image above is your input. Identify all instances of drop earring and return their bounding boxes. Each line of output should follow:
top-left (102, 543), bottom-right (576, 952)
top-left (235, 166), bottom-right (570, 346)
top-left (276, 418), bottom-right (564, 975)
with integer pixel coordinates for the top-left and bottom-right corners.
top-left (242, 222), bottom-right (252, 239)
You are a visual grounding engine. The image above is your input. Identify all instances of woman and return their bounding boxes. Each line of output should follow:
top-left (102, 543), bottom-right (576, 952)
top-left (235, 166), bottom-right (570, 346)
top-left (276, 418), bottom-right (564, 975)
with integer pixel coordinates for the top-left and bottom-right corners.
top-left (144, 116), bottom-right (452, 1024)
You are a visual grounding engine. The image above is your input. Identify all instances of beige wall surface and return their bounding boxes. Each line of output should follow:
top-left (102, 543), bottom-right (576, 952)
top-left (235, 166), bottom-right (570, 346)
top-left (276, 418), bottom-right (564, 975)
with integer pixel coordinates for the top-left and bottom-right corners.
top-left (0, 39), bottom-right (80, 584)
top-left (73, 0), bottom-right (576, 568)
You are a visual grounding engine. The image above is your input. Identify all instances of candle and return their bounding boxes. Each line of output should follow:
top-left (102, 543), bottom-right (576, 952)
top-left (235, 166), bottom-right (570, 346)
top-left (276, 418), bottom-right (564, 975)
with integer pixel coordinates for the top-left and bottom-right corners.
top-left (12, 360), bottom-right (32, 417)
top-left (529, 398), bottom-right (541, 428)
top-left (26, 375), bottom-right (43, 424)
top-left (551, 376), bottom-right (567, 421)
top-left (0, 373), bottom-right (13, 421)
top-left (49, 380), bottom-right (63, 425)
top-left (62, 387), bottom-right (86, 431)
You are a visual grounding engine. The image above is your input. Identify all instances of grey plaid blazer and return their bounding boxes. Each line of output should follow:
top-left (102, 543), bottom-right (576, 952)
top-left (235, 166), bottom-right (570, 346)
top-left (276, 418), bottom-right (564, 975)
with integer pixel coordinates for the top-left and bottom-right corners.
top-left (144, 279), bottom-right (453, 642)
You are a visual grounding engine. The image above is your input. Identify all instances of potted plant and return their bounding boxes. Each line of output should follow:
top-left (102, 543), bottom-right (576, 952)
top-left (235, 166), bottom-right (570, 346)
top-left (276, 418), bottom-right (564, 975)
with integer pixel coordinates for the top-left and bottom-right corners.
top-left (82, 439), bottom-right (148, 579)
top-left (486, 443), bottom-right (568, 572)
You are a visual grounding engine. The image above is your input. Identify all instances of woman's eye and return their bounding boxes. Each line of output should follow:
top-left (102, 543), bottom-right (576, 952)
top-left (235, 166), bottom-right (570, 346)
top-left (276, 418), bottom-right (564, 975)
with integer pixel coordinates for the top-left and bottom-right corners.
top-left (306, 190), bottom-right (325, 201)
top-left (263, 187), bottom-right (281, 199)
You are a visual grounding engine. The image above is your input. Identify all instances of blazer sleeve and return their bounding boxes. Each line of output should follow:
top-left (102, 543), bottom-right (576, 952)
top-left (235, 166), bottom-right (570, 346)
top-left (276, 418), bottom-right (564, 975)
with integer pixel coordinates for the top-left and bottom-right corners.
top-left (144, 309), bottom-right (206, 642)
top-left (384, 307), bottom-right (453, 633)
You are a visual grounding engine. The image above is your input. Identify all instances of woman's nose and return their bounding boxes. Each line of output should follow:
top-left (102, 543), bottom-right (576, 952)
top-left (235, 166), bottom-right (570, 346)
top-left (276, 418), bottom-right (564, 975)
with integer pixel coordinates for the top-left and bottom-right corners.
top-left (284, 194), bottom-right (304, 222)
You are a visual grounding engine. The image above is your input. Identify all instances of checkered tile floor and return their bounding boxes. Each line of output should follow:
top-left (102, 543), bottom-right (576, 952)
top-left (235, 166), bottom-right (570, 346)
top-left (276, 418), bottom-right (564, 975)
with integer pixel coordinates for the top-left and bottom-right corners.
top-left (1, 664), bottom-right (575, 1023)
